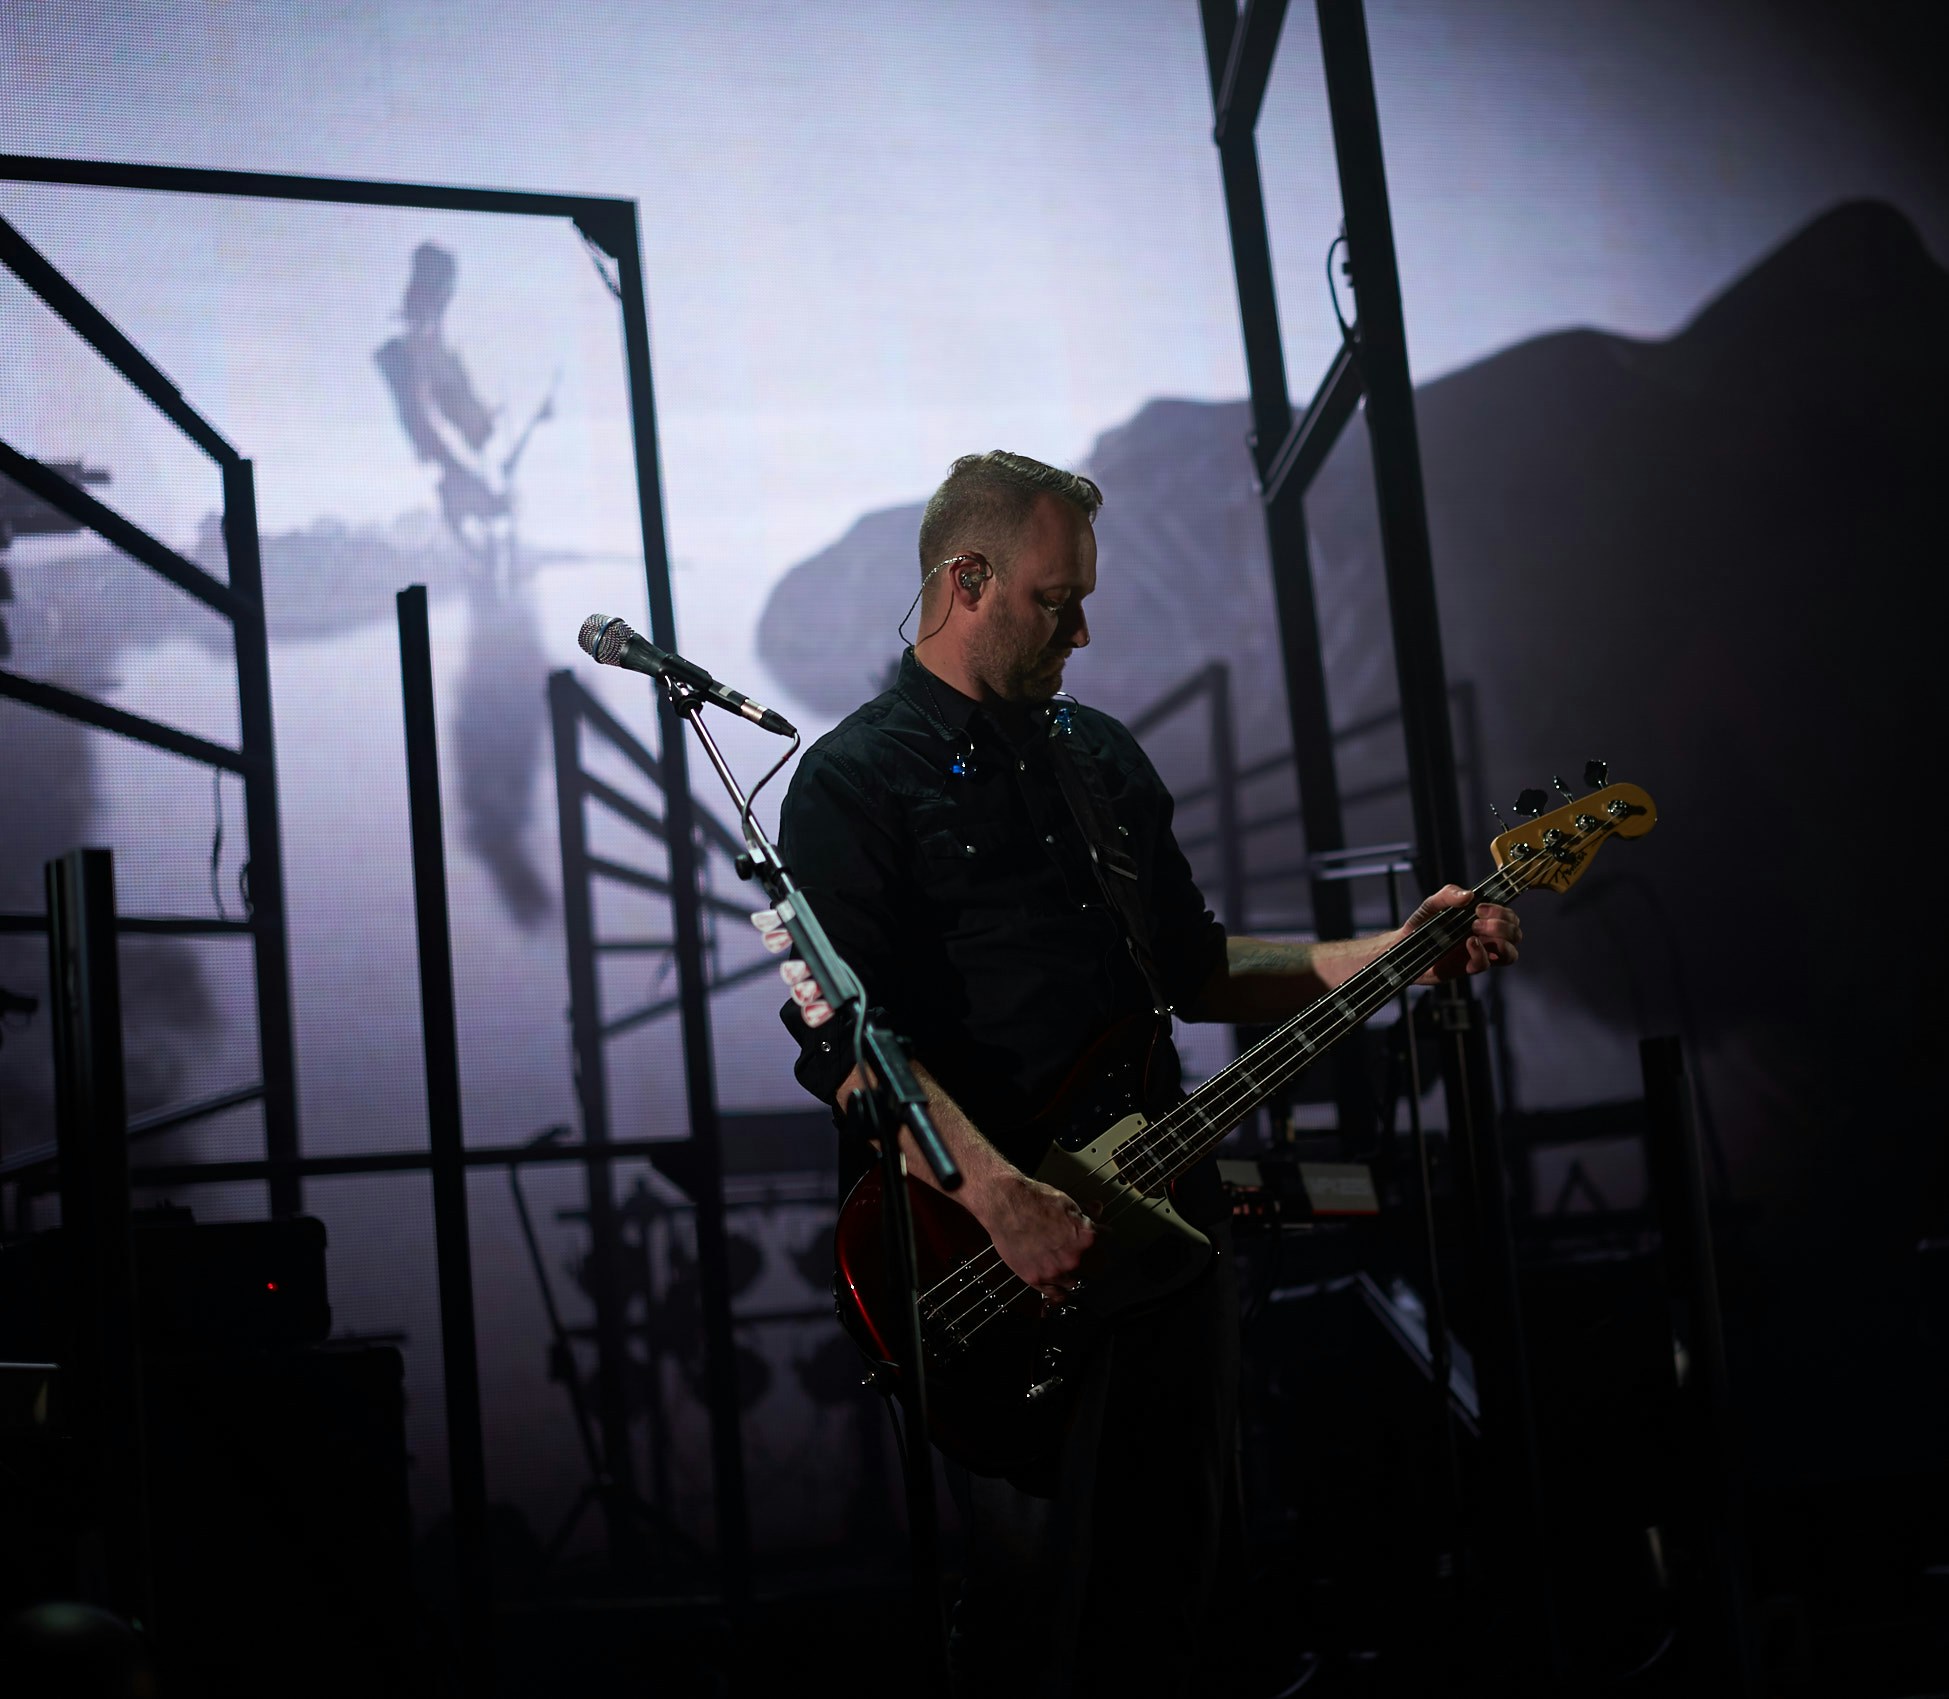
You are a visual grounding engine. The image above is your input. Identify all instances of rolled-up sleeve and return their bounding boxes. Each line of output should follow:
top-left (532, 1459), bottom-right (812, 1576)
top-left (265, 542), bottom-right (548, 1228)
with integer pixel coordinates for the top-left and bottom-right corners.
top-left (776, 739), bottom-right (914, 1108)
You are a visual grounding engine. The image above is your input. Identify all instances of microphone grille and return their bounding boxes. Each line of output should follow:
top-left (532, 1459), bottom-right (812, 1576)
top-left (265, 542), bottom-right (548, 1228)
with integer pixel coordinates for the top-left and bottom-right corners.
top-left (577, 614), bottom-right (636, 666)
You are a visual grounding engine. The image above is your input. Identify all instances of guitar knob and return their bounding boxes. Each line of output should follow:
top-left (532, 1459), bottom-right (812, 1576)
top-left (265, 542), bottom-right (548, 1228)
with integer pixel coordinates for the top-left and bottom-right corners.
top-left (1025, 1376), bottom-right (1066, 1402)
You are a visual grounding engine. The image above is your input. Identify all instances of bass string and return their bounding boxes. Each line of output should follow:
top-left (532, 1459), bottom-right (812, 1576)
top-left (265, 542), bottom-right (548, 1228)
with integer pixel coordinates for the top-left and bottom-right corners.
top-left (1048, 847), bottom-right (1533, 1216)
top-left (921, 851), bottom-right (1527, 1304)
top-left (1111, 860), bottom-right (1535, 1191)
top-left (919, 901), bottom-right (1492, 1341)
top-left (921, 830), bottom-right (1582, 1344)
top-left (1065, 837), bottom-right (1571, 1240)
top-left (918, 844), bottom-right (1562, 1341)
top-left (932, 843), bottom-right (1570, 1349)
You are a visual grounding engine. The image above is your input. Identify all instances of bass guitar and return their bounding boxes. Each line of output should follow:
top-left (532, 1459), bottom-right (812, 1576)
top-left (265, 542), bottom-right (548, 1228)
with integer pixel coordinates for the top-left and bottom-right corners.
top-left (831, 774), bottom-right (1657, 1476)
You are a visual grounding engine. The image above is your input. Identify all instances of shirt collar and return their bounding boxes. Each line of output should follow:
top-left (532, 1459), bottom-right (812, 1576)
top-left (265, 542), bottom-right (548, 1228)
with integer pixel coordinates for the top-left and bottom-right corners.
top-left (898, 648), bottom-right (1061, 750)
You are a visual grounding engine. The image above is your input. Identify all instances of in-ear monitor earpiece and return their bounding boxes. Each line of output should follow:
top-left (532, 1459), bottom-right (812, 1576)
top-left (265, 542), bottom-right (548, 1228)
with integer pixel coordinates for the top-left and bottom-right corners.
top-left (897, 553), bottom-right (992, 646)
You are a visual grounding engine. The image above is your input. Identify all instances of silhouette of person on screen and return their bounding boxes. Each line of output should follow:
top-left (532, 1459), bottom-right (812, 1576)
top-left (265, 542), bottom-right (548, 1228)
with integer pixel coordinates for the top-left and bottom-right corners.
top-left (374, 242), bottom-right (510, 558)
top-left (377, 241), bottom-right (558, 925)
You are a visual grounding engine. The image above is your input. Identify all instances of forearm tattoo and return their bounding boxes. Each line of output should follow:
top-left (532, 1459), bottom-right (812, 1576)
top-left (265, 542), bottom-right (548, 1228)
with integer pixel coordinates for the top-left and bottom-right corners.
top-left (1226, 938), bottom-right (1316, 978)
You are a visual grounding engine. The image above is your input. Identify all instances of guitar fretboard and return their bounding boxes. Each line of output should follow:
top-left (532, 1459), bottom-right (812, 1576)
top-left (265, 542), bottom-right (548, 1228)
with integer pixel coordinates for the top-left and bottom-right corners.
top-left (1118, 843), bottom-right (1581, 1191)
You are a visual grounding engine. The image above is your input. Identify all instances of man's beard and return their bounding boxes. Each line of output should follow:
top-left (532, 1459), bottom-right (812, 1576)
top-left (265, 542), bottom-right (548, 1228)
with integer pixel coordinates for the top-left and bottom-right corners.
top-left (973, 620), bottom-right (1067, 702)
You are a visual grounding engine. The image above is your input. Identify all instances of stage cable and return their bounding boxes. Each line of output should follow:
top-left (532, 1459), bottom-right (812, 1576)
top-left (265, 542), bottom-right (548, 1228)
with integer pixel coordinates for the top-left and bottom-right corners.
top-left (209, 767), bottom-right (229, 921)
top-left (579, 231), bottom-right (623, 301)
top-left (1326, 228), bottom-right (1355, 344)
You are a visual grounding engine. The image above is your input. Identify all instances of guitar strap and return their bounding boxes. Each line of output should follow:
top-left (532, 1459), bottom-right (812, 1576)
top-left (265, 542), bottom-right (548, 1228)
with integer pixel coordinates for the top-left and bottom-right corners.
top-left (1043, 730), bottom-right (1175, 1017)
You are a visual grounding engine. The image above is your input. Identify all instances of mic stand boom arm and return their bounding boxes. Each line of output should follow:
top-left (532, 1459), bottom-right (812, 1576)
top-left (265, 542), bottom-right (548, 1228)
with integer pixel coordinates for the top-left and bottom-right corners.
top-left (655, 674), bottom-right (956, 1694)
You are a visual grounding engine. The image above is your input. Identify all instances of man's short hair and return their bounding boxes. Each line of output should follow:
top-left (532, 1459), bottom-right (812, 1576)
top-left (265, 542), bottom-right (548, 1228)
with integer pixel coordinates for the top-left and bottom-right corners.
top-left (917, 450), bottom-right (1103, 577)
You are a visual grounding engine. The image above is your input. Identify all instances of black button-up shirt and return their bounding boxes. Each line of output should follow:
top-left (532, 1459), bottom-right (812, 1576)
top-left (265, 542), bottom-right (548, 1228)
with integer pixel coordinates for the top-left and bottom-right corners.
top-left (777, 650), bottom-right (1226, 1172)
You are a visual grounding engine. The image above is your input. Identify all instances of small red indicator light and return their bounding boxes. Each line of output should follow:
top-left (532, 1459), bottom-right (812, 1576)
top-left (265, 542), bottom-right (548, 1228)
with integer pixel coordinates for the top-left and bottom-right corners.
top-left (265, 1281), bottom-right (279, 1293)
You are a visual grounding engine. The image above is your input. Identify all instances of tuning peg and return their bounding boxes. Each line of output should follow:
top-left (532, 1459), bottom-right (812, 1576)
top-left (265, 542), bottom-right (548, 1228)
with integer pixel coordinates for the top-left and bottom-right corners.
top-left (1551, 774), bottom-right (1577, 803)
top-left (1490, 801), bottom-right (1510, 831)
top-left (1584, 758), bottom-right (1608, 789)
top-left (1514, 788), bottom-right (1548, 819)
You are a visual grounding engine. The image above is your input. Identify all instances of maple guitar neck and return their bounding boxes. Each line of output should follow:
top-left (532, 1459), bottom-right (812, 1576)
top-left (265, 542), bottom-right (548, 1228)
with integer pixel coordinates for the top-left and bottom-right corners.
top-left (1137, 832), bottom-right (1584, 1192)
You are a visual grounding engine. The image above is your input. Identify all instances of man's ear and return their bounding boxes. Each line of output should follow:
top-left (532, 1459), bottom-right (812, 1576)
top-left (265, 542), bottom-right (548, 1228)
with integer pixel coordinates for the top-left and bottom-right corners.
top-left (950, 555), bottom-right (994, 603)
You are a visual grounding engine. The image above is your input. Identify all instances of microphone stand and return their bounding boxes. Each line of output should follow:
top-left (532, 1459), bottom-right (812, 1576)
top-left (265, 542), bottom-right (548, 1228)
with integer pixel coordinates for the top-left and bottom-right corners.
top-left (655, 675), bottom-right (960, 1694)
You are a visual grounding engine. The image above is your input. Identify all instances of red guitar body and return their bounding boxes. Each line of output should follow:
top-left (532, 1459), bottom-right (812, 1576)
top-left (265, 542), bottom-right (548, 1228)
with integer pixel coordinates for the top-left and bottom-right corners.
top-left (831, 1014), bottom-right (1214, 1480)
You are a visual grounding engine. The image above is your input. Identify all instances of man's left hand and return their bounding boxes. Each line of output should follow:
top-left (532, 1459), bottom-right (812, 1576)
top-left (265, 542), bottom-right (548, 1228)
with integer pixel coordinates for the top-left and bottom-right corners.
top-left (1400, 884), bottom-right (1521, 983)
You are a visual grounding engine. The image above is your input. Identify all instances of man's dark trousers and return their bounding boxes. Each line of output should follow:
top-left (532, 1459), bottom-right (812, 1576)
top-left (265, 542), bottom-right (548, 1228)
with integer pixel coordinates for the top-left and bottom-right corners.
top-left (947, 1228), bottom-right (1240, 1699)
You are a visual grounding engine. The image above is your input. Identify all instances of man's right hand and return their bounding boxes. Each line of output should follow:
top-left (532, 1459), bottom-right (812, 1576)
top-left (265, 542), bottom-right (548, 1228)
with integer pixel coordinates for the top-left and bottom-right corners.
top-left (832, 1058), bottom-right (1097, 1299)
top-left (970, 1170), bottom-right (1096, 1300)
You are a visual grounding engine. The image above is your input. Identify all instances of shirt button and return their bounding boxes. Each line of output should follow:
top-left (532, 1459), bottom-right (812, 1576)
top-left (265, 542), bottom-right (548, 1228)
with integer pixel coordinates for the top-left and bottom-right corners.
top-left (964, 844), bottom-right (976, 856)
top-left (1018, 761), bottom-right (1027, 772)
top-left (1043, 834), bottom-right (1055, 845)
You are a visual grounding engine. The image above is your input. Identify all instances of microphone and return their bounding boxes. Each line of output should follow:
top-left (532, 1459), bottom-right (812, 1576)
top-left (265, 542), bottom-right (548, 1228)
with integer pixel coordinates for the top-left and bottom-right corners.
top-left (578, 615), bottom-right (797, 737)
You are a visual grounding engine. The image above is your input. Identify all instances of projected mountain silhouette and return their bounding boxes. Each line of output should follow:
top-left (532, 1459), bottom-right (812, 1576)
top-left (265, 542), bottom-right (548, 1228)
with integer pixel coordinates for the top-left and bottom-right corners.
top-left (756, 198), bottom-right (1945, 1091)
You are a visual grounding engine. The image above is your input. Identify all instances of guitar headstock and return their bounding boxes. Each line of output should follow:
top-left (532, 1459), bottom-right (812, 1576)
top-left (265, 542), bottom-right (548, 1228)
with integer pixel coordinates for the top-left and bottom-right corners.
top-left (1489, 762), bottom-right (1656, 895)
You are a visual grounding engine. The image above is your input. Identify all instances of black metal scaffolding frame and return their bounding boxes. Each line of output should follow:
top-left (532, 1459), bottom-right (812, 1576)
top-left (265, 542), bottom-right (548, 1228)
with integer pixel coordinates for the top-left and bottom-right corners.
top-left (1195, 3), bottom-right (1554, 1682)
top-left (0, 207), bottom-right (301, 1215)
top-left (395, 585), bottom-right (493, 1673)
top-left (1131, 665), bottom-right (1492, 923)
top-left (44, 847), bottom-right (155, 1630)
top-left (548, 666), bottom-right (771, 1583)
top-left (0, 153), bottom-right (752, 1607)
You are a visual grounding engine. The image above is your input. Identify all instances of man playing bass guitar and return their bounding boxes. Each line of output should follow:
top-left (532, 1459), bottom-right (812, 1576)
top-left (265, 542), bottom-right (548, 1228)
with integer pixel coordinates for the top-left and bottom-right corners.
top-left (778, 450), bottom-right (1520, 1698)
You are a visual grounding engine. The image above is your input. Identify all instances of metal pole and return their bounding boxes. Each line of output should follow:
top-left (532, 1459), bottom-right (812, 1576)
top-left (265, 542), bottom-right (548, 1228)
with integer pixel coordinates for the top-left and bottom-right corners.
top-left (221, 459), bottom-right (302, 1218)
top-left (395, 586), bottom-right (493, 1672)
top-left (1312, 0), bottom-right (1554, 1679)
top-left (1311, 0), bottom-right (1464, 892)
top-left (593, 202), bottom-right (750, 1602)
top-left (46, 847), bottom-right (154, 1631)
top-left (1207, 662), bottom-right (1247, 937)
top-left (1641, 1036), bottom-right (1756, 1695)
top-left (858, 1090), bottom-right (952, 1691)
top-left (546, 672), bottom-right (646, 1571)
top-left (1453, 680), bottom-right (1520, 1117)
top-left (1393, 868), bottom-right (1464, 1690)
top-left (1199, 0), bottom-right (1355, 955)
top-left (1199, 0), bottom-right (1371, 1146)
